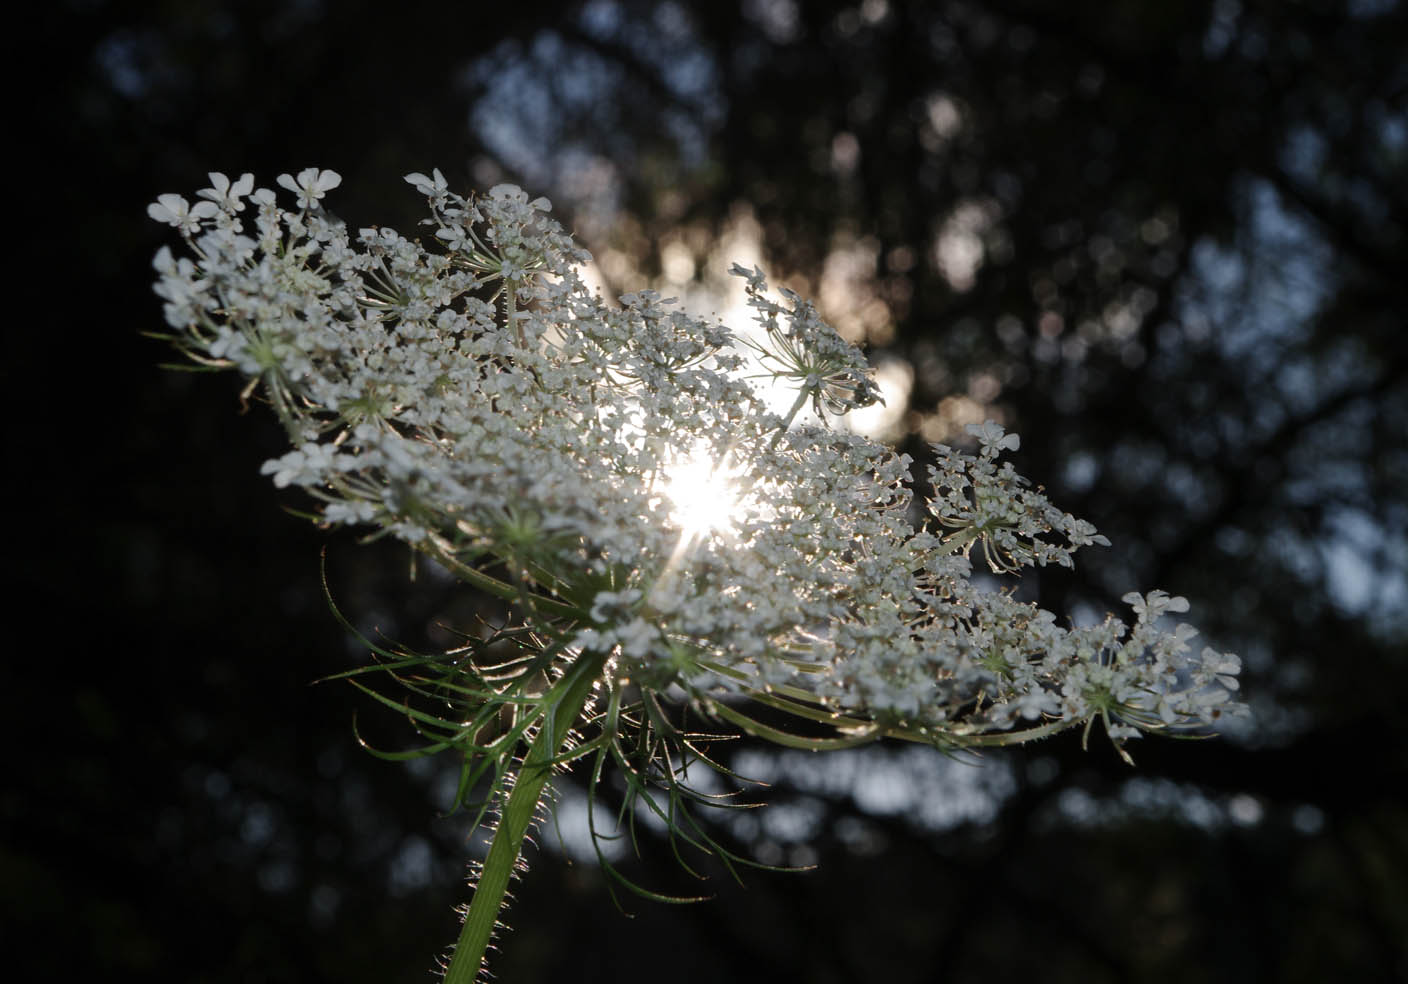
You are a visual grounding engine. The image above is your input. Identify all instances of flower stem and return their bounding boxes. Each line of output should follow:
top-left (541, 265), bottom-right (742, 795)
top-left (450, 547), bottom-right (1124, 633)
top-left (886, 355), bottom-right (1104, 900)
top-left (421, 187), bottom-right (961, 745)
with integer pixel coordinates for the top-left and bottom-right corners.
top-left (506, 281), bottom-right (522, 348)
top-left (768, 386), bottom-right (812, 450)
top-left (442, 651), bottom-right (605, 984)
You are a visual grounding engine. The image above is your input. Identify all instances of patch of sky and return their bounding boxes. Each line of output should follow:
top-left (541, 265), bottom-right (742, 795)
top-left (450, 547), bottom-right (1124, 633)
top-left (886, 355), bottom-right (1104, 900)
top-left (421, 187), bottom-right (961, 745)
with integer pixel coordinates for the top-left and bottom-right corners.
top-left (541, 785), bottom-right (631, 863)
top-left (733, 745), bottom-right (1016, 834)
top-left (240, 801), bottom-right (277, 847)
top-left (1372, 102), bottom-right (1406, 154)
top-left (537, 749), bottom-right (743, 867)
top-left (743, 0), bottom-right (801, 44)
top-left (95, 31), bottom-right (151, 99)
top-left (464, 40), bottom-right (566, 192)
top-left (1065, 602), bottom-right (1105, 629)
top-left (578, 0), bottom-right (623, 38)
top-left (1290, 802), bottom-right (1324, 835)
top-left (1061, 449), bottom-right (1100, 494)
top-left (1347, 0), bottom-right (1400, 17)
top-left (1180, 180), bottom-right (1333, 377)
top-left (1176, 175), bottom-right (1398, 624)
top-left (1279, 124), bottom-right (1328, 183)
top-left (387, 835), bottom-right (435, 896)
top-left (1322, 507), bottom-right (1408, 633)
top-left (465, 6), bottom-right (722, 193)
top-left (1051, 778), bottom-right (1260, 832)
top-left (1201, 0), bottom-right (1241, 58)
top-left (757, 796), bottom-right (829, 844)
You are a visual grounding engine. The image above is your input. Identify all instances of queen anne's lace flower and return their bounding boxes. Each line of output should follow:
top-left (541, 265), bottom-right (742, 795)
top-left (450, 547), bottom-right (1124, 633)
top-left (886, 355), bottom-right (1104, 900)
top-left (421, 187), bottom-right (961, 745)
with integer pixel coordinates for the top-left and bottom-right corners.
top-left (147, 193), bottom-right (219, 234)
top-left (150, 167), bottom-right (1247, 763)
top-left (196, 171), bottom-right (255, 213)
top-left (276, 167), bottom-right (343, 209)
top-left (730, 263), bottom-right (882, 416)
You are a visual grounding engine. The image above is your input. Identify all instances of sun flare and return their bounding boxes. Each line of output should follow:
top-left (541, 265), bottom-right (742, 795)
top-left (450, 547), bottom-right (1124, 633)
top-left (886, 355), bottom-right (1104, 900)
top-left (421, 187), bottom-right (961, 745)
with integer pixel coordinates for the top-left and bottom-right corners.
top-left (662, 449), bottom-right (744, 541)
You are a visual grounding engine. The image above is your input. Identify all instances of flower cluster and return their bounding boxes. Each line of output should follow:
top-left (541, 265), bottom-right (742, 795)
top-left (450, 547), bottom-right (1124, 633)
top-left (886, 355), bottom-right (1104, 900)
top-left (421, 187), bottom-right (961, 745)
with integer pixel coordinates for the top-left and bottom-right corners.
top-left (731, 262), bottom-right (883, 416)
top-left (150, 168), bottom-right (1246, 762)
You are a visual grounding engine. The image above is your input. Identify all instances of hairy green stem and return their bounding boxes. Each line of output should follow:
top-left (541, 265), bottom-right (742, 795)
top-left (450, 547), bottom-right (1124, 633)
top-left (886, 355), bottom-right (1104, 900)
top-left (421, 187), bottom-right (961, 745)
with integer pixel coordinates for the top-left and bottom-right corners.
top-left (442, 651), bottom-right (605, 984)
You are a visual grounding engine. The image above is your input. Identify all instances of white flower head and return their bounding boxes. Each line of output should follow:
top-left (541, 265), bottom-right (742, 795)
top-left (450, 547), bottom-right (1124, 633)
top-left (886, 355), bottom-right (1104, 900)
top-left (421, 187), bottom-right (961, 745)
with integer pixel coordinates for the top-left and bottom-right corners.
top-left (731, 264), bottom-right (881, 415)
top-left (966, 420), bottom-right (1020, 453)
top-left (728, 262), bottom-right (767, 291)
top-left (151, 165), bottom-right (1249, 766)
top-left (197, 172), bottom-right (255, 212)
top-left (486, 182), bottom-right (551, 212)
top-left (277, 168), bottom-right (342, 209)
top-left (147, 193), bottom-right (218, 234)
top-left (1122, 589), bottom-right (1191, 622)
top-left (1198, 647), bottom-right (1243, 690)
top-left (404, 168), bottom-right (449, 198)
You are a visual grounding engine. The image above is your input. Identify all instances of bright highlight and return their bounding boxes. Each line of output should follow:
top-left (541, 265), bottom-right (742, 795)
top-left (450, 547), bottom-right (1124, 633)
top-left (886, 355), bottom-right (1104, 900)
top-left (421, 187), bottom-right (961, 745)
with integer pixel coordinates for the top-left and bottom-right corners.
top-left (663, 450), bottom-right (744, 541)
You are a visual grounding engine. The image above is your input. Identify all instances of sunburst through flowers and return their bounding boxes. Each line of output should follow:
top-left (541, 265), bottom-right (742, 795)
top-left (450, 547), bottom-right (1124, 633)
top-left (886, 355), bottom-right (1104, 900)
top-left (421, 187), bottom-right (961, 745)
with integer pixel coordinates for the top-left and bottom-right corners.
top-left (661, 445), bottom-right (746, 544)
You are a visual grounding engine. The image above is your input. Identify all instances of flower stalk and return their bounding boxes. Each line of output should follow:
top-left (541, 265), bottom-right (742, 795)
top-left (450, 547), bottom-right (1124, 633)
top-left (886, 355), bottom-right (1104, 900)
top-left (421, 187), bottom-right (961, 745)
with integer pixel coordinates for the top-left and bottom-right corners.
top-left (446, 649), bottom-right (605, 984)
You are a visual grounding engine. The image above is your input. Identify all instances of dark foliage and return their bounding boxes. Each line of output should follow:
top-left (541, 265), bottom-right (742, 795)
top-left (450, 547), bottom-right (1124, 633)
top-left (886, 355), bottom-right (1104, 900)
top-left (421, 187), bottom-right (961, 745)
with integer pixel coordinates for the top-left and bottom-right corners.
top-left (8, 1), bottom-right (1405, 981)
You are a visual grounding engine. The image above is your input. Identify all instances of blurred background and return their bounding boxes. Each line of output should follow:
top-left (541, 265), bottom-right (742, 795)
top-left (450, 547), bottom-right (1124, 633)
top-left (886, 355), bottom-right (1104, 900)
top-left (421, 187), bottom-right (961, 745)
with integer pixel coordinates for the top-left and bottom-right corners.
top-left (9, 0), bottom-right (1406, 980)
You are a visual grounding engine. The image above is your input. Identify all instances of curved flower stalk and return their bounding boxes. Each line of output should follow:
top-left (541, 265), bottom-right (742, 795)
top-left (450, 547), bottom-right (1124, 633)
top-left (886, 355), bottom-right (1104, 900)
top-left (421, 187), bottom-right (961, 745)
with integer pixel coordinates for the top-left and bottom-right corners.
top-left (150, 169), bottom-right (1248, 981)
